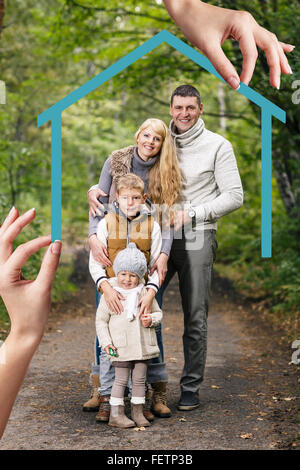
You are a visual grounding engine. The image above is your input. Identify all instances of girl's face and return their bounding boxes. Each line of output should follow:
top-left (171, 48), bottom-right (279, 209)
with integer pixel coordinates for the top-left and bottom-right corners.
top-left (117, 271), bottom-right (139, 289)
top-left (136, 126), bottom-right (163, 161)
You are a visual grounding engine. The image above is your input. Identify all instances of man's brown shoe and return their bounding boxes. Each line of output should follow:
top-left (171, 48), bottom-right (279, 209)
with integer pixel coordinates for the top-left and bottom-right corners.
top-left (95, 395), bottom-right (110, 422)
top-left (151, 381), bottom-right (171, 418)
top-left (82, 374), bottom-right (100, 412)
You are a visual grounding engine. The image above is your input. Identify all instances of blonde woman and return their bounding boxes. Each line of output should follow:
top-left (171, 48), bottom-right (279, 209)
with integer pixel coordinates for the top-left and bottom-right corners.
top-left (84, 118), bottom-right (182, 421)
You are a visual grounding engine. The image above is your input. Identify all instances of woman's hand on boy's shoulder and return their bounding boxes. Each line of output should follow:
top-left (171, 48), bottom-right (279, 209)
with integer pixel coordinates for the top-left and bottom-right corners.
top-left (88, 188), bottom-right (107, 217)
top-left (89, 236), bottom-right (112, 266)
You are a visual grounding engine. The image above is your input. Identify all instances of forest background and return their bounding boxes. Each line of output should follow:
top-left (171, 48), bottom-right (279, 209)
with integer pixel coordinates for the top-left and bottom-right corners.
top-left (0, 0), bottom-right (299, 340)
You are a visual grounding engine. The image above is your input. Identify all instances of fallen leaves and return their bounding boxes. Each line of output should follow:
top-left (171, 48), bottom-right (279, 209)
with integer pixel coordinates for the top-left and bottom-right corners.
top-left (272, 396), bottom-right (298, 402)
top-left (240, 433), bottom-right (253, 439)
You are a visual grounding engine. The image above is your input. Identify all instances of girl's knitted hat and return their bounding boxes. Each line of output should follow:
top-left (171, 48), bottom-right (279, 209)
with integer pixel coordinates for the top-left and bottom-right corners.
top-left (113, 242), bottom-right (147, 279)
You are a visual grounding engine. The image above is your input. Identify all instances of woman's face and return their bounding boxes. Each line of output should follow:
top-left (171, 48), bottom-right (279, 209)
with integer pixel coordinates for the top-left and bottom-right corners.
top-left (136, 126), bottom-right (163, 161)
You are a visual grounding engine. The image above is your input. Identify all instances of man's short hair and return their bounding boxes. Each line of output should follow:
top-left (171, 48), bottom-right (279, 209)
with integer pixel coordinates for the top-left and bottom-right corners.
top-left (170, 85), bottom-right (201, 106)
top-left (116, 173), bottom-right (145, 195)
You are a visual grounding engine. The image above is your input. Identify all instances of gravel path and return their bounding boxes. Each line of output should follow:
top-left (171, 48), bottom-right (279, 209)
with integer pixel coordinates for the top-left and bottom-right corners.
top-left (0, 274), bottom-right (299, 450)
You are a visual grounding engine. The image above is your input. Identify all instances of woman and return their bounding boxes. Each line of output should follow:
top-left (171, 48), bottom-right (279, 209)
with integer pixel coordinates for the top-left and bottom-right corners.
top-left (84, 118), bottom-right (182, 421)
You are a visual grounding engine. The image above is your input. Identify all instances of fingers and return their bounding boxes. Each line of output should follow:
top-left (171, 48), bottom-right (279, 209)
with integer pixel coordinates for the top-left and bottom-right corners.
top-left (277, 43), bottom-right (293, 75)
top-left (108, 296), bottom-right (123, 314)
top-left (5, 235), bottom-right (52, 280)
top-left (138, 304), bottom-right (146, 318)
top-left (90, 199), bottom-right (104, 218)
top-left (95, 208), bottom-right (104, 217)
top-left (113, 300), bottom-right (122, 314)
top-left (117, 292), bottom-right (125, 301)
top-left (98, 244), bottom-right (111, 266)
top-left (159, 273), bottom-right (166, 287)
top-left (0, 206), bottom-right (19, 235)
top-left (239, 34), bottom-right (258, 86)
top-left (0, 208), bottom-right (36, 263)
top-left (95, 251), bottom-right (111, 266)
top-left (279, 42), bottom-right (295, 54)
top-left (205, 41), bottom-right (240, 90)
top-left (98, 189), bottom-right (107, 197)
top-left (254, 28), bottom-right (289, 89)
top-left (115, 297), bottom-right (124, 312)
top-left (35, 240), bottom-right (62, 289)
top-left (262, 38), bottom-right (281, 89)
top-left (94, 201), bottom-right (104, 216)
top-left (149, 263), bottom-right (157, 276)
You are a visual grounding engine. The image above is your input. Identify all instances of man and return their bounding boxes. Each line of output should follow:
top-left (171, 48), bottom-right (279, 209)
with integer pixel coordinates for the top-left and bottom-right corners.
top-left (156, 84), bottom-right (243, 410)
top-left (88, 84), bottom-right (243, 412)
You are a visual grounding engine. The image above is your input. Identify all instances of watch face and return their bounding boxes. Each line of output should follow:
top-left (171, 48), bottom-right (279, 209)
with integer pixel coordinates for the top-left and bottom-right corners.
top-left (188, 208), bottom-right (195, 218)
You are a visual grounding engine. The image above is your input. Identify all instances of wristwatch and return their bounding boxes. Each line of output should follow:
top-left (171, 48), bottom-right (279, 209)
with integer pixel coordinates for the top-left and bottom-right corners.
top-left (188, 204), bottom-right (196, 230)
top-left (188, 205), bottom-right (196, 219)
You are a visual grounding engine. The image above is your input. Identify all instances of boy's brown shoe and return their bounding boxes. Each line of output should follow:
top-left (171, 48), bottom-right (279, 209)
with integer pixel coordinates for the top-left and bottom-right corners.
top-left (82, 374), bottom-right (100, 412)
top-left (143, 390), bottom-right (155, 421)
top-left (95, 395), bottom-right (110, 422)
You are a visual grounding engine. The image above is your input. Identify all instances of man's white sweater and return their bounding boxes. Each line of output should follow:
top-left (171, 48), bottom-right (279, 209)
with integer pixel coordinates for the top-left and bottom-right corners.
top-left (170, 117), bottom-right (243, 230)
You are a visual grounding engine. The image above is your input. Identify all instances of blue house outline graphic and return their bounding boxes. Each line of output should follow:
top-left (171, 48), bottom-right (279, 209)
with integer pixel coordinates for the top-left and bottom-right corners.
top-left (37, 30), bottom-right (286, 258)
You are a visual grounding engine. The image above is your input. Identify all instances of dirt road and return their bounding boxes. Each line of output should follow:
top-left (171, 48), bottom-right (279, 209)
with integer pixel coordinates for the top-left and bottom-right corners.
top-left (0, 273), bottom-right (299, 450)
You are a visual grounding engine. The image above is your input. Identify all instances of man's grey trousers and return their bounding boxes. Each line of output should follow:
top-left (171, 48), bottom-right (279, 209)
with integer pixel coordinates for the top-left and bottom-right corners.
top-left (162, 229), bottom-right (218, 394)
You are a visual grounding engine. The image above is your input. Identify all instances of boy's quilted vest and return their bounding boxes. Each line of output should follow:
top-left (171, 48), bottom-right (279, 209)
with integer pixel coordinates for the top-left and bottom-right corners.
top-left (105, 212), bottom-right (153, 279)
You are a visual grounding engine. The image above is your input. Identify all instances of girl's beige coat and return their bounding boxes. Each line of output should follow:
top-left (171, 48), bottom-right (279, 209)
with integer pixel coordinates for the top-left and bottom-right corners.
top-left (96, 278), bottom-right (162, 362)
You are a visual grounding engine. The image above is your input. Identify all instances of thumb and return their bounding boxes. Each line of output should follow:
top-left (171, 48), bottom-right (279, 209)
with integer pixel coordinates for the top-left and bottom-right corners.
top-left (35, 240), bottom-right (62, 289)
top-left (150, 263), bottom-right (157, 276)
top-left (205, 42), bottom-right (240, 90)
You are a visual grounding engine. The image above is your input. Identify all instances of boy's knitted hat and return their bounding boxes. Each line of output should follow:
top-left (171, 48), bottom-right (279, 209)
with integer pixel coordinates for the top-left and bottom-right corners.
top-left (113, 242), bottom-right (147, 279)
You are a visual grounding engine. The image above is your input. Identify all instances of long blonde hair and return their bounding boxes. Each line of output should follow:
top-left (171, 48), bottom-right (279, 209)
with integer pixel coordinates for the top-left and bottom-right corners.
top-left (135, 118), bottom-right (182, 208)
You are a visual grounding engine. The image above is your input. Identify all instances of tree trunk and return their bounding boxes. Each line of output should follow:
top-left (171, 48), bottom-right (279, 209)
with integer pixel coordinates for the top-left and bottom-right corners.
top-left (0, 0), bottom-right (4, 36)
top-left (218, 82), bottom-right (226, 132)
top-left (273, 148), bottom-right (300, 219)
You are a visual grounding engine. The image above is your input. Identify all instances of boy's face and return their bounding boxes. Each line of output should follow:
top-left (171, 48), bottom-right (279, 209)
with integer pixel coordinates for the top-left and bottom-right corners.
top-left (117, 271), bottom-right (139, 289)
top-left (117, 187), bottom-right (146, 219)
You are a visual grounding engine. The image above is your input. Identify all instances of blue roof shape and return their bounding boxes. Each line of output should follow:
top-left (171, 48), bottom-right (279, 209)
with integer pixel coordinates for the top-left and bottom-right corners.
top-left (37, 30), bottom-right (286, 257)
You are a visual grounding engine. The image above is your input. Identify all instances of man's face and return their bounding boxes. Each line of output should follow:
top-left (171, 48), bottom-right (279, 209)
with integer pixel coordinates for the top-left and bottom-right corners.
top-left (170, 95), bottom-right (203, 134)
top-left (116, 187), bottom-right (146, 219)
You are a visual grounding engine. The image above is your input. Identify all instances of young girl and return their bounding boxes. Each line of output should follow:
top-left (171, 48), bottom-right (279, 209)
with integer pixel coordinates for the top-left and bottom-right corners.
top-left (96, 243), bottom-right (163, 429)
